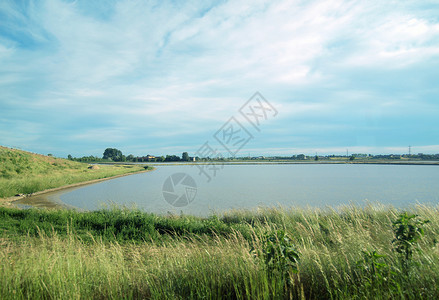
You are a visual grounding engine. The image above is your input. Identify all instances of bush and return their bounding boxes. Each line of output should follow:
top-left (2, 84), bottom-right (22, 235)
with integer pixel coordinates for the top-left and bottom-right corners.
top-left (253, 229), bottom-right (300, 283)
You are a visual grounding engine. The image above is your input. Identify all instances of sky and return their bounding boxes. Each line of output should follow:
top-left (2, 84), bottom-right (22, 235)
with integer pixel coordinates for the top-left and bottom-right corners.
top-left (0, 0), bottom-right (438, 158)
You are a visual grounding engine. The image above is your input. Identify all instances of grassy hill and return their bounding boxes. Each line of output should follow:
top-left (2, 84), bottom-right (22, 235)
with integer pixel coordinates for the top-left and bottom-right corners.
top-left (0, 146), bottom-right (148, 198)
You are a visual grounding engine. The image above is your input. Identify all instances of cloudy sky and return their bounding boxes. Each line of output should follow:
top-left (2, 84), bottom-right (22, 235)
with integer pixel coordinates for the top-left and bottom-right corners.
top-left (1, 0), bottom-right (438, 158)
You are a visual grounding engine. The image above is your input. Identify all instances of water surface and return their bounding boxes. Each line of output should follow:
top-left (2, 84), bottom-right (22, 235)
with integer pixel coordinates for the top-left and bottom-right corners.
top-left (37, 164), bottom-right (439, 216)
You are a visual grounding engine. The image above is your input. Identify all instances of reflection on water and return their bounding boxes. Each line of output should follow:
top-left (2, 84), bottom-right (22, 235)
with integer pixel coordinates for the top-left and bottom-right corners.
top-left (23, 164), bottom-right (439, 216)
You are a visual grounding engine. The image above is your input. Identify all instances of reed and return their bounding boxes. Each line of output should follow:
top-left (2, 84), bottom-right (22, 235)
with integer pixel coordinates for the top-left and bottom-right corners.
top-left (1, 204), bottom-right (438, 299)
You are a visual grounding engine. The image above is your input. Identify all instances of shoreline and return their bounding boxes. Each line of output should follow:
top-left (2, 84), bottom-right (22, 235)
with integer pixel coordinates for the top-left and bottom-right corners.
top-left (2, 161), bottom-right (438, 209)
top-left (112, 160), bottom-right (439, 166)
top-left (0, 168), bottom-right (155, 208)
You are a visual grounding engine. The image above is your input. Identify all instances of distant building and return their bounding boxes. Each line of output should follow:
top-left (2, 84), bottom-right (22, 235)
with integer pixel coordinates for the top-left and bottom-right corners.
top-left (146, 155), bottom-right (156, 161)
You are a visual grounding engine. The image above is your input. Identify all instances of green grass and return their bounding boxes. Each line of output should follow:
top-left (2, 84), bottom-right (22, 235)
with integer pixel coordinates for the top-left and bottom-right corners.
top-left (0, 147), bottom-right (150, 198)
top-left (1, 204), bottom-right (438, 299)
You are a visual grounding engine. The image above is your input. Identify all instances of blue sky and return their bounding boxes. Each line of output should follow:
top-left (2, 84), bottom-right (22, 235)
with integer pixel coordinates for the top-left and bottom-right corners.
top-left (1, 0), bottom-right (438, 158)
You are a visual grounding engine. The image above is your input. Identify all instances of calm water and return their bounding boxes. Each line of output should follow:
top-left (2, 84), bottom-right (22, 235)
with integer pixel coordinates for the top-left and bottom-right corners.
top-left (43, 164), bottom-right (439, 215)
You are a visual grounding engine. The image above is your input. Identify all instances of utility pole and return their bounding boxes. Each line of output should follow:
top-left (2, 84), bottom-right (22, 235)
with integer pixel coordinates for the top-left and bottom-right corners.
top-left (346, 149), bottom-right (349, 157)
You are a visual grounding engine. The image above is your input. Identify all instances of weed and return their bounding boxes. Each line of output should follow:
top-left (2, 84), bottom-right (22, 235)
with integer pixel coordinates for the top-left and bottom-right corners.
top-left (1, 205), bottom-right (439, 299)
top-left (392, 212), bottom-right (430, 267)
top-left (253, 229), bottom-right (300, 284)
top-left (356, 250), bottom-right (396, 291)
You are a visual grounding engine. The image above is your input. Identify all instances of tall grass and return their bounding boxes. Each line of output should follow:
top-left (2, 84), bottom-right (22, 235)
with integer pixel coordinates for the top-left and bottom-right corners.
top-left (0, 147), bottom-right (149, 198)
top-left (1, 204), bottom-right (438, 299)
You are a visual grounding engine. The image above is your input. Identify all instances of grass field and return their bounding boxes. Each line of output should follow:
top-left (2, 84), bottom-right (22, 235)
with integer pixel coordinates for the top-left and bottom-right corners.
top-left (0, 147), bottom-right (149, 198)
top-left (1, 204), bottom-right (438, 299)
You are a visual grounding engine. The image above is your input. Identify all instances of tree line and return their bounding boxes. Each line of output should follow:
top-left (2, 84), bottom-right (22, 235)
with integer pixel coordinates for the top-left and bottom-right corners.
top-left (68, 148), bottom-right (193, 163)
top-left (67, 148), bottom-right (439, 163)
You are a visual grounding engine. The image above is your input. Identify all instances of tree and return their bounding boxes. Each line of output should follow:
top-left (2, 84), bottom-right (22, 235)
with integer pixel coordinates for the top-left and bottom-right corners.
top-left (165, 155), bottom-right (181, 162)
top-left (182, 152), bottom-right (190, 161)
top-left (103, 148), bottom-right (122, 160)
top-left (67, 154), bottom-right (73, 160)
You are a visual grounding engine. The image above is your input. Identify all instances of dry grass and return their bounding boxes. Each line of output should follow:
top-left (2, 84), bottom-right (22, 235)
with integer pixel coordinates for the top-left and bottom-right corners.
top-left (1, 204), bottom-right (438, 299)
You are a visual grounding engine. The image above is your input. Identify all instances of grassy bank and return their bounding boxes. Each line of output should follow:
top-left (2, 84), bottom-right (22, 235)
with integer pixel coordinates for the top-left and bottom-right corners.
top-left (1, 204), bottom-right (438, 299)
top-left (0, 147), bottom-right (150, 199)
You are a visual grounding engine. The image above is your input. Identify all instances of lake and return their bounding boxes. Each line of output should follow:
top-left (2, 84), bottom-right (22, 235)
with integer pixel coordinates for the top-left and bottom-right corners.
top-left (24, 164), bottom-right (439, 215)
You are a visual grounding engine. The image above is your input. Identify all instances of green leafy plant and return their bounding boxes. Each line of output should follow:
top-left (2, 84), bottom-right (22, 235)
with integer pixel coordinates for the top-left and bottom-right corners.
top-left (392, 212), bottom-right (429, 266)
top-left (253, 229), bottom-right (300, 280)
top-left (356, 250), bottom-right (396, 290)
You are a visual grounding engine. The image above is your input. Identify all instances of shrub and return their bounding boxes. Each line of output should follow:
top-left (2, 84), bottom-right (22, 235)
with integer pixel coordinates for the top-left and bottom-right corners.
top-left (392, 212), bottom-right (429, 268)
top-left (253, 229), bottom-right (300, 282)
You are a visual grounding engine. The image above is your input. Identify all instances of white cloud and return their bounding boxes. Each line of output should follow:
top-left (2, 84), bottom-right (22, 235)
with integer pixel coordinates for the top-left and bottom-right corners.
top-left (339, 13), bottom-right (439, 68)
top-left (70, 128), bottom-right (130, 143)
top-left (0, 0), bottom-right (438, 155)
